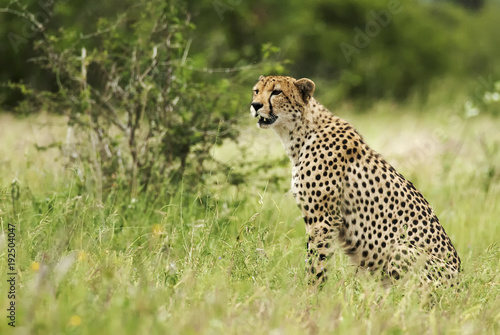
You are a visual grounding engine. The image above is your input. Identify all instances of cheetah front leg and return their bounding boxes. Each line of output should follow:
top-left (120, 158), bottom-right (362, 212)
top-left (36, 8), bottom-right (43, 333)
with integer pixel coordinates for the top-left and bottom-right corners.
top-left (304, 212), bottom-right (341, 286)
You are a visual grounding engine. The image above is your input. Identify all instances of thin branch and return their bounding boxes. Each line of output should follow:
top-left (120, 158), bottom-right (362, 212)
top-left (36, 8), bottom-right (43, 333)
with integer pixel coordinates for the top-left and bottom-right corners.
top-left (138, 46), bottom-right (159, 83)
top-left (160, 60), bottom-right (260, 73)
top-left (90, 88), bottom-right (128, 132)
top-left (79, 28), bottom-right (114, 40)
top-left (181, 39), bottom-right (192, 66)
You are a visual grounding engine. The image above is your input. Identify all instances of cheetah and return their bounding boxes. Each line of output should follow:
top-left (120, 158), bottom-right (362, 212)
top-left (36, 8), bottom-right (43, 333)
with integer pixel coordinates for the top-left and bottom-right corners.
top-left (250, 75), bottom-right (461, 285)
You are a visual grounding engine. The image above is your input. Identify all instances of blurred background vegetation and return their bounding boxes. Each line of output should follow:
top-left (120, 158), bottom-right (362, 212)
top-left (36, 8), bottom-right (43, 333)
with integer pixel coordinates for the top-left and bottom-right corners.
top-left (2, 0), bottom-right (500, 105)
top-left (1, 0), bottom-right (500, 197)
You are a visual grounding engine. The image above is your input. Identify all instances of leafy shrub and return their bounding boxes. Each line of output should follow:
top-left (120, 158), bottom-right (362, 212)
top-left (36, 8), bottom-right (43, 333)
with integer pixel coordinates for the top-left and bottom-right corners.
top-left (7, 0), bottom-right (275, 200)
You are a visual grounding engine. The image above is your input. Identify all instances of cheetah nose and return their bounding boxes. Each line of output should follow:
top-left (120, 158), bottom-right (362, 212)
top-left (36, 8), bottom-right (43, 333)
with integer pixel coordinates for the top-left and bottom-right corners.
top-left (251, 102), bottom-right (263, 112)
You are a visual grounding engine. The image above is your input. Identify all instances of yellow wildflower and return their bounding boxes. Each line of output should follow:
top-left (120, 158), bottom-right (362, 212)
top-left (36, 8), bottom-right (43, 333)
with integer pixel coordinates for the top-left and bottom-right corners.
top-left (69, 315), bottom-right (82, 326)
top-left (78, 251), bottom-right (87, 262)
top-left (31, 261), bottom-right (40, 272)
top-left (152, 224), bottom-right (163, 236)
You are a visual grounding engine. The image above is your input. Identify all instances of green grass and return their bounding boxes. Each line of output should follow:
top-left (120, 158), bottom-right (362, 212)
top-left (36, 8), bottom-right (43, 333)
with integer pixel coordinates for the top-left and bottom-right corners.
top-left (0, 99), bottom-right (499, 335)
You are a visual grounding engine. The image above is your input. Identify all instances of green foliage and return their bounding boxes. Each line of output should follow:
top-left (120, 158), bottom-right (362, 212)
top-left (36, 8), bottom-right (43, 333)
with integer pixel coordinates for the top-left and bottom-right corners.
top-left (188, 0), bottom-right (500, 102)
top-left (2, 0), bottom-right (500, 108)
top-left (1, 0), bottom-right (283, 199)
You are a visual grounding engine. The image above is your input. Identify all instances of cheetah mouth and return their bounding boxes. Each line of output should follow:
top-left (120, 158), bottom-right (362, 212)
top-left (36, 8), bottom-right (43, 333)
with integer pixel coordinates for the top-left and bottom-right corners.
top-left (256, 112), bottom-right (278, 127)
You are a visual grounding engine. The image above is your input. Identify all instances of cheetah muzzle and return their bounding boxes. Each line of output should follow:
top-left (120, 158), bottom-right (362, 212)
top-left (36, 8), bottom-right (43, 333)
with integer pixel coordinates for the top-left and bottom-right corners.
top-left (251, 101), bottom-right (278, 128)
top-left (256, 112), bottom-right (278, 127)
top-left (250, 75), bottom-right (461, 286)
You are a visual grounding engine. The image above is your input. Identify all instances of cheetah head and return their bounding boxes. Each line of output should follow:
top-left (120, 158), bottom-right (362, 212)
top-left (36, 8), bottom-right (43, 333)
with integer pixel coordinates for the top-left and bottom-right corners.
top-left (250, 75), bottom-right (315, 129)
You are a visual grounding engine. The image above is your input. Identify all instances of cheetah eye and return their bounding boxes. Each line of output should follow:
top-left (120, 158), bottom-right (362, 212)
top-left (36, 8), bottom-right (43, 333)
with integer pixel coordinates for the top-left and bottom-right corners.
top-left (253, 89), bottom-right (259, 95)
top-left (271, 89), bottom-right (282, 96)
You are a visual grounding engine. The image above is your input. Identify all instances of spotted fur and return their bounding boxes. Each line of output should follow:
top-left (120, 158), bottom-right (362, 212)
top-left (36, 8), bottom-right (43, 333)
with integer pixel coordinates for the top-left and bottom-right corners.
top-left (250, 75), bottom-right (461, 285)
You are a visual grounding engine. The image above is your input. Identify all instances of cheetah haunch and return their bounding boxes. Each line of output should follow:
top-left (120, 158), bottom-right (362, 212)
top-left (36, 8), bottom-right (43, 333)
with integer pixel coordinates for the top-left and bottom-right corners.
top-left (250, 75), bottom-right (460, 285)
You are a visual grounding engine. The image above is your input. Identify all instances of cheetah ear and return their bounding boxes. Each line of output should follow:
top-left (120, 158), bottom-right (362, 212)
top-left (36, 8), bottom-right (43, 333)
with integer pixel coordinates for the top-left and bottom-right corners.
top-left (258, 75), bottom-right (265, 80)
top-left (295, 78), bottom-right (315, 103)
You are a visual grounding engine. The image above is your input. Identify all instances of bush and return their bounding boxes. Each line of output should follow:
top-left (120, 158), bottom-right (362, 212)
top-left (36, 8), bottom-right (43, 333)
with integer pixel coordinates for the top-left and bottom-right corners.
top-left (8, 0), bottom-right (270, 200)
